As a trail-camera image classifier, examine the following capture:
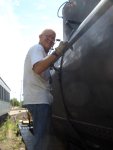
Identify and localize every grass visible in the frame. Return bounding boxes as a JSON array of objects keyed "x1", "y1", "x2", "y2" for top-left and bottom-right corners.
[
  {"x1": 0, "y1": 116, "x2": 25, "y2": 150},
  {"x1": 0, "y1": 117, "x2": 17, "y2": 140}
]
